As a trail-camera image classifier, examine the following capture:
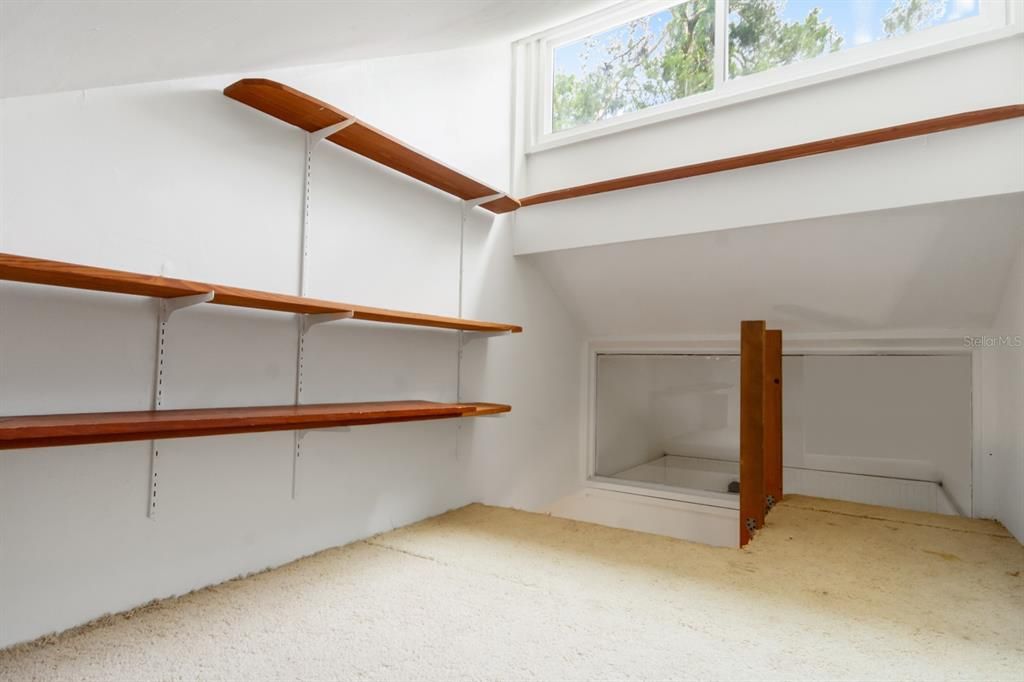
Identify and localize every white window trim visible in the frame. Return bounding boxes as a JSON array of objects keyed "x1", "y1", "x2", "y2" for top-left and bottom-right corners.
[{"x1": 520, "y1": 0, "x2": 1021, "y2": 154}]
